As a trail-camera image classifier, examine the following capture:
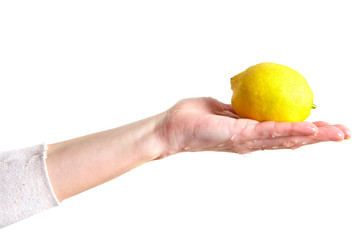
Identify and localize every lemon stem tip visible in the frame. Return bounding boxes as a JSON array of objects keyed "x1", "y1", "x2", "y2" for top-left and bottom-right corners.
[{"x1": 312, "y1": 104, "x2": 317, "y2": 109}]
